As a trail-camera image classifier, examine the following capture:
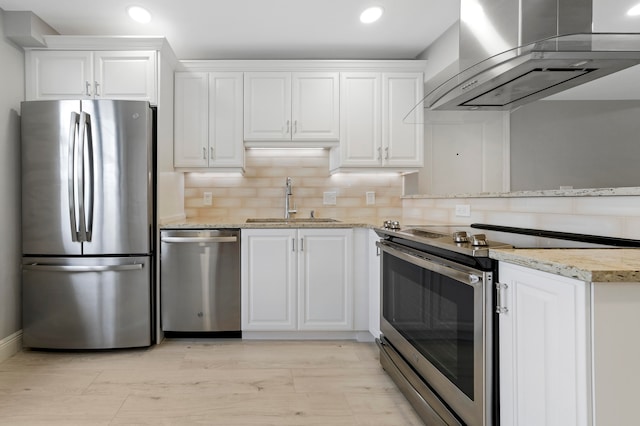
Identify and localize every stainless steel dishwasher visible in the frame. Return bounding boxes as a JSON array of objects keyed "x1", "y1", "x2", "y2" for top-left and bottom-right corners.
[{"x1": 160, "y1": 229, "x2": 240, "y2": 334}]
